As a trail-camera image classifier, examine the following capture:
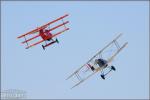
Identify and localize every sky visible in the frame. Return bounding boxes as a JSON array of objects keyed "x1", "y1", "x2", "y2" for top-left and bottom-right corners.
[{"x1": 1, "y1": 1, "x2": 149, "y2": 99}]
